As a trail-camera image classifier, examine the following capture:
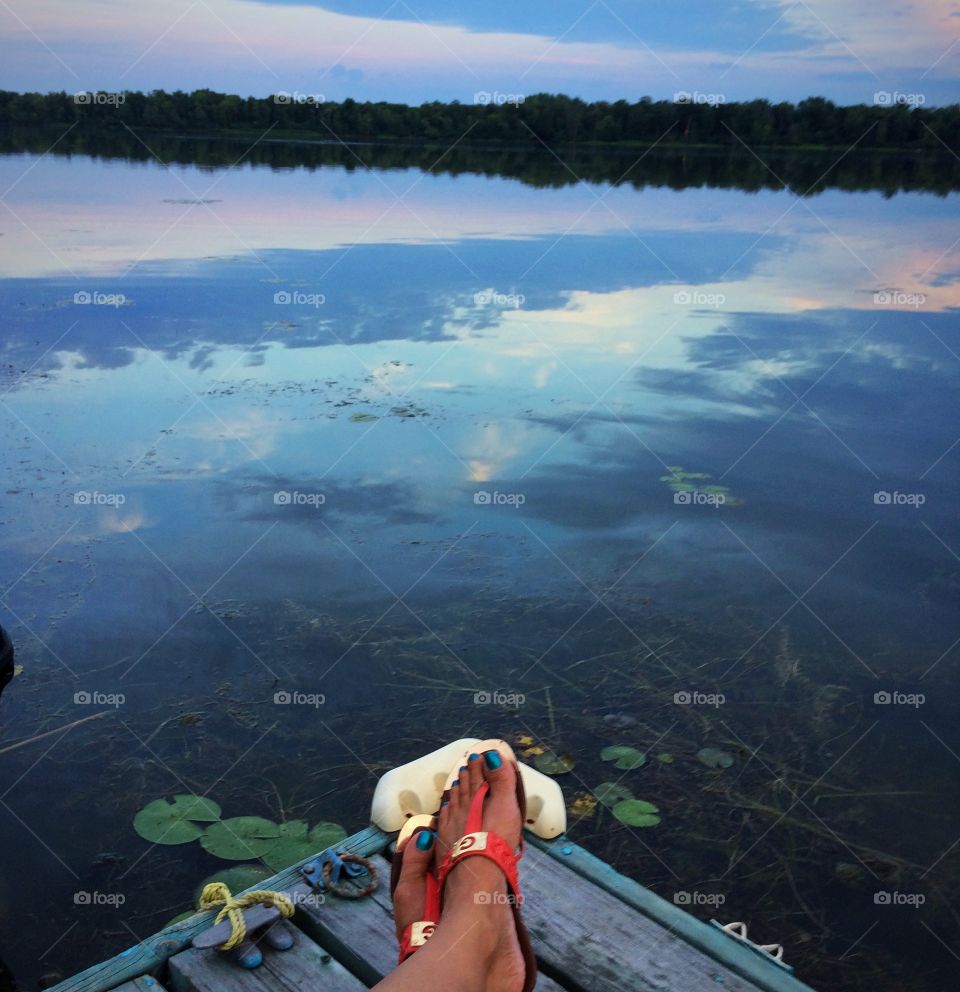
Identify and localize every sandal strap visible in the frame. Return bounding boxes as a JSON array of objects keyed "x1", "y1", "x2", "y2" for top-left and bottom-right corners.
[
  {"x1": 398, "y1": 920, "x2": 438, "y2": 962},
  {"x1": 437, "y1": 829, "x2": 522, "y2": 897}
]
